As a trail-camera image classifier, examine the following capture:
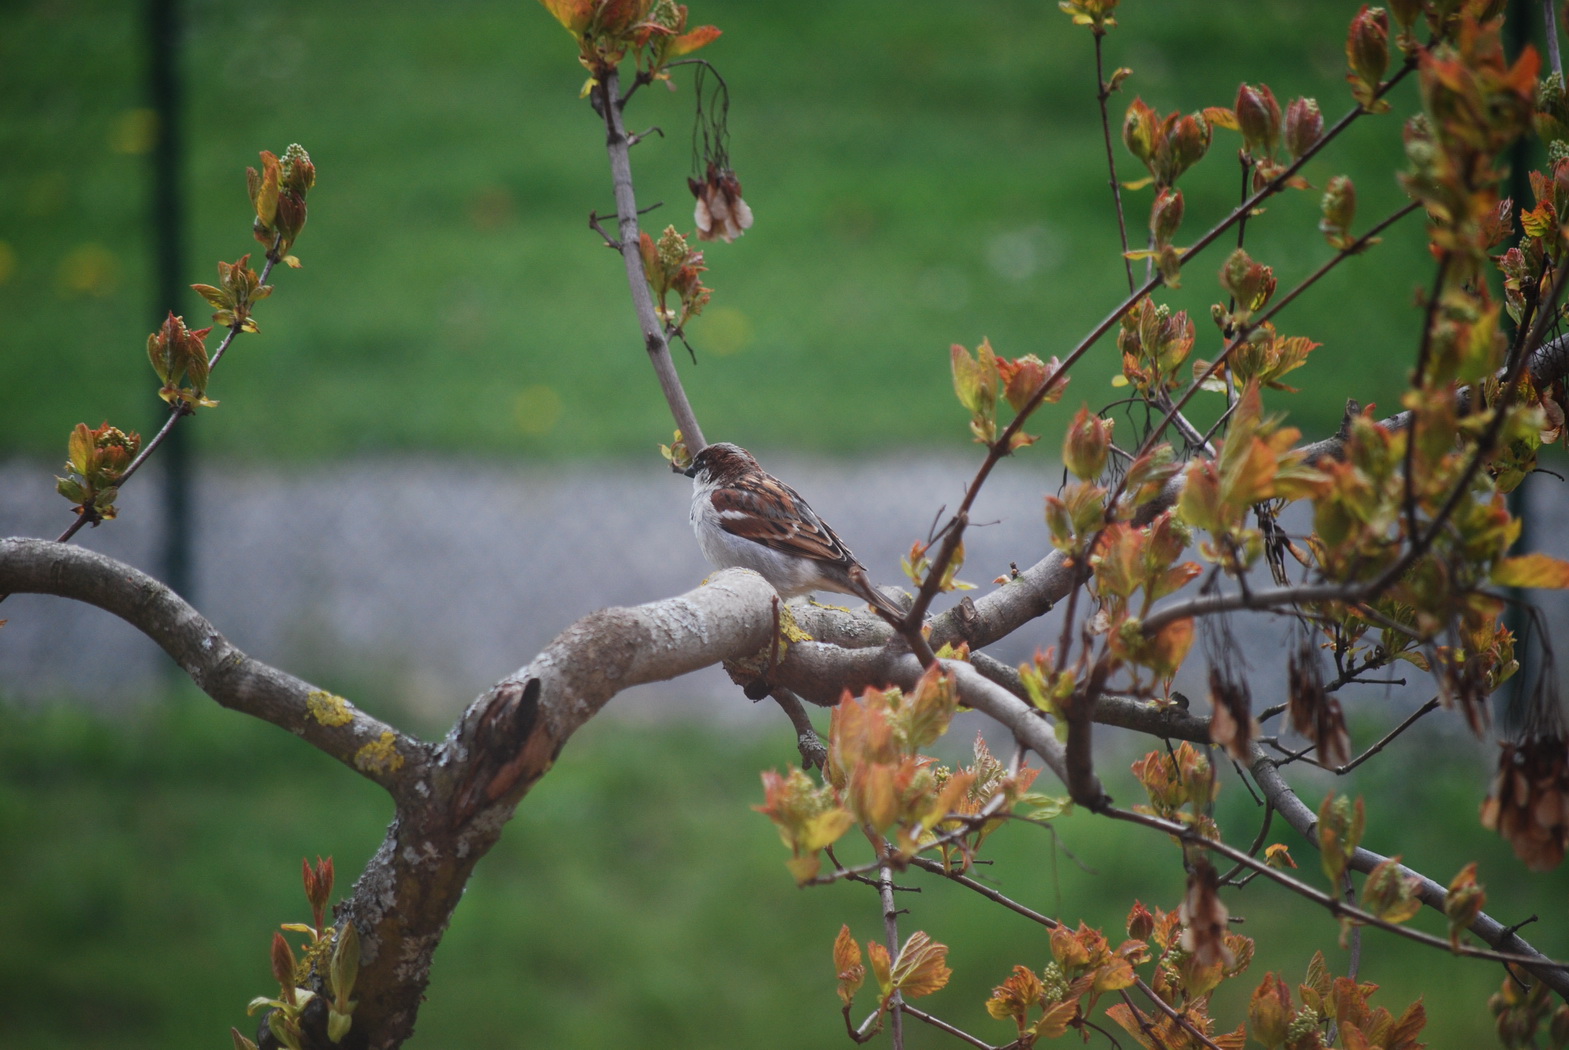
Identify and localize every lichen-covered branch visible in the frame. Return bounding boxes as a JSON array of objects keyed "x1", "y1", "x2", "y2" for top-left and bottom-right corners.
[
  {"x1": 0, "y1": 537, "x2": 423, "y2": 799},
  {"x1": 0, "y1": 540, "x2": 782, "y2": 1048}
]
